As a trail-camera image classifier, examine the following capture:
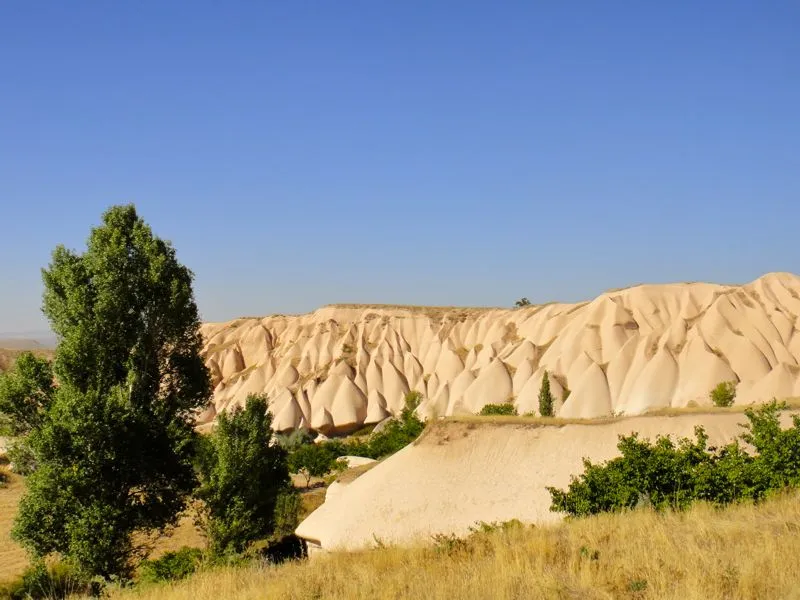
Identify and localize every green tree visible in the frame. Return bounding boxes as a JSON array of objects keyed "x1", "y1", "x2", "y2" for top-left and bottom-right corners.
[
  {"x1": 0, "y1": 352, "x2": 55, "y2": 436},
  {"x1": 288, "y1": 442, "x2": 339, "y2": 487},
  {"x1": 710, "y1": 381, "x2": 737, "y2": 407},
  {"x1": 538, "y1": 371, "x2": 554, "y2": 417},
  {"x1": 196, "y1": 394, "x2": 290, "y2": 557},
  {"x1": 12, "y1": 205, "x2": 211, "y2": 581},
  {"x1": 514, "y1": 297, "x2": 532, "y2": 308}
]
